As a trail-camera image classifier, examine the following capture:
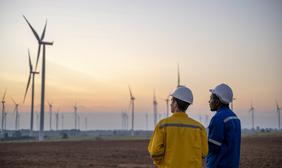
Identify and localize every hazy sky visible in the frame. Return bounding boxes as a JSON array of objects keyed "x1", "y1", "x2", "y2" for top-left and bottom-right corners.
[{"x1": 0, "y1": 0, "x2": 281, "y2": 129}]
